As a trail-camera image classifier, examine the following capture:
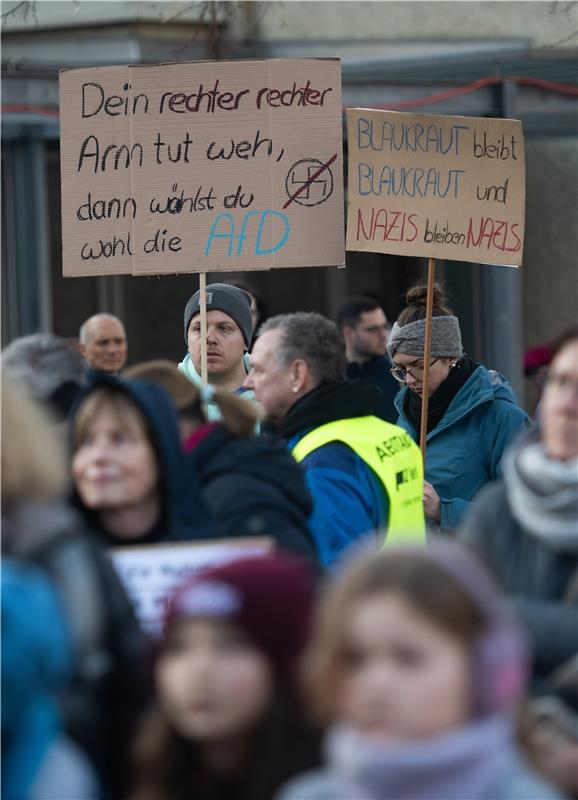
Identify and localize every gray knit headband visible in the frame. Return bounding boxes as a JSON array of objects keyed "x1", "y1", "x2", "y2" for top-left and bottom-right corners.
[{"x1": 387, "y1": 316, "x2": 463, "y2": 359}]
